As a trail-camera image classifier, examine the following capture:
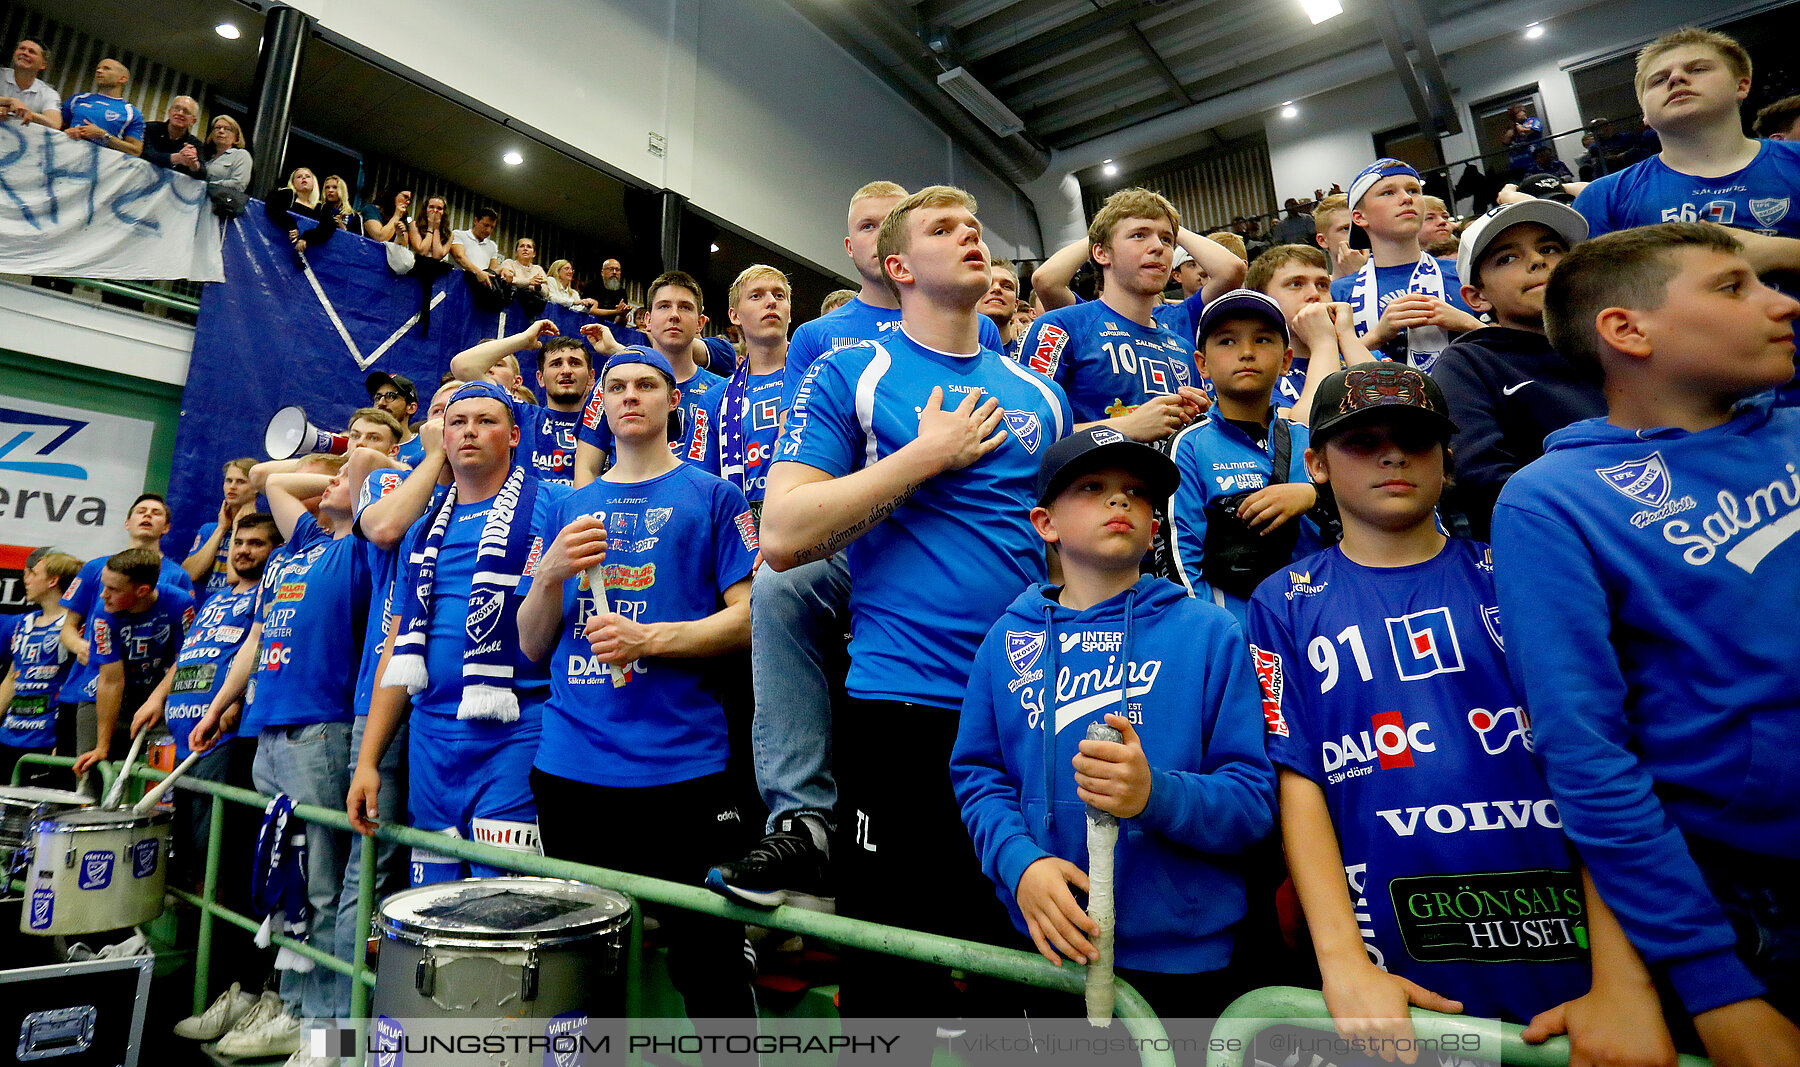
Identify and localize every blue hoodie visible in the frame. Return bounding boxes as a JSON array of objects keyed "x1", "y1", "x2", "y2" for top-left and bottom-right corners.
[
  {"x1": 950, "y1": 575, "x2": 1276, "y2": 974},
  {"x1": 1492, "y1": 397, "x2": 1800, "y2": 1016}
]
